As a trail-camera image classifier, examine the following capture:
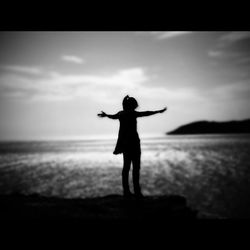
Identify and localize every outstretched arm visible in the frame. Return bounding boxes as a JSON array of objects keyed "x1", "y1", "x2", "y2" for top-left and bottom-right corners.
[
  {"x1": 136, "y1": 107, "x2": 167, "y2": 117},
  {"x1": 97, "y1": 111, "x2": 120, "y2": 119}
]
